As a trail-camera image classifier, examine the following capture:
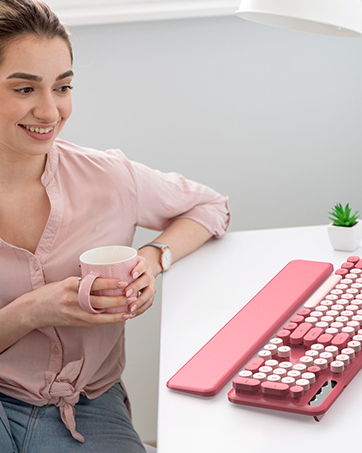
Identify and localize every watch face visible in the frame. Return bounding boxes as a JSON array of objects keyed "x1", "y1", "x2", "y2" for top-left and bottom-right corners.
[{"x1": 162, "y1": 248, "x2": 172, "y2": 271}]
